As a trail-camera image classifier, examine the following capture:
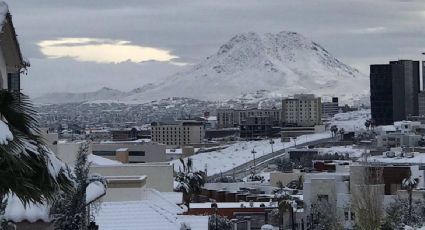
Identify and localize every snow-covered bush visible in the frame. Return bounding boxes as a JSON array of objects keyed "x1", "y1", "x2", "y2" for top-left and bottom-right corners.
[{"x1": 208, "y1": 214, "x2": 231, "y2": 230}]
